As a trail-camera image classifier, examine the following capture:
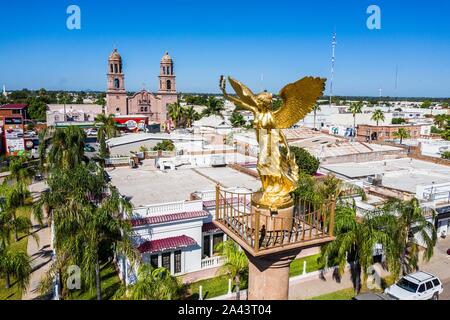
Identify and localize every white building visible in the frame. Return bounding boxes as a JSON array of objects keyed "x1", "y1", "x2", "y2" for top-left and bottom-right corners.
[
  {"x1": 46, "y1": 104, "x2": 103, "y2": 126},
  {"x1": 107, "y1": 165, "x2": 260, "y2": 284},
  {"x1": 320, "y1": 158, "x2": 450, "y2": 237}
]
